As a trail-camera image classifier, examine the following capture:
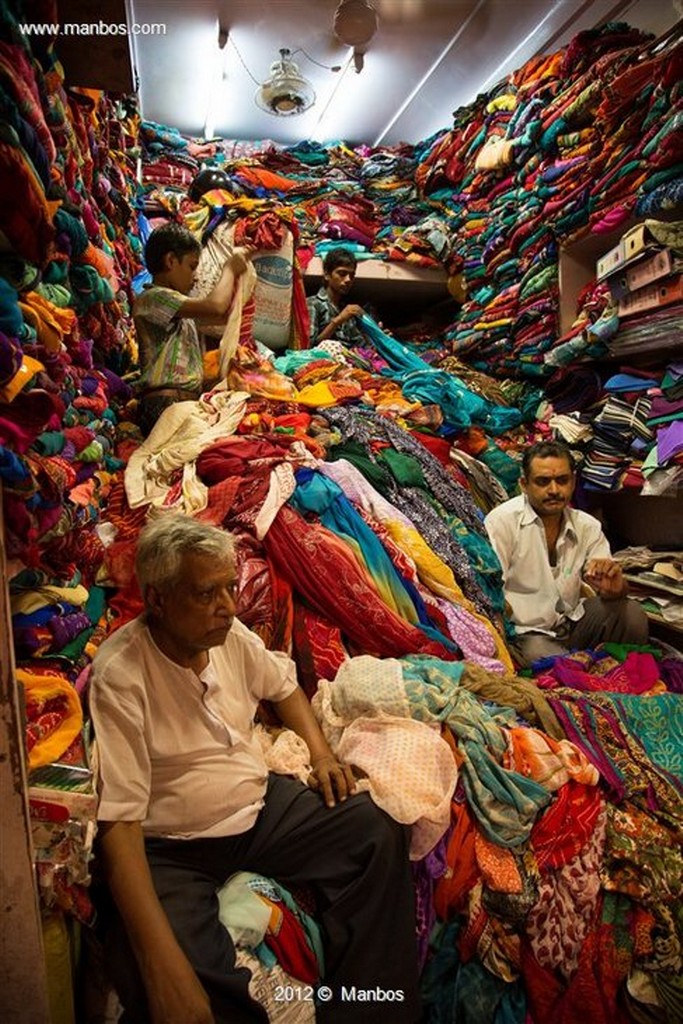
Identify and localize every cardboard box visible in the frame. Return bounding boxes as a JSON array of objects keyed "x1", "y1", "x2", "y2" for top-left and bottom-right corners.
[
  {"x1": 596, "y1": 242, "x2": 624, "y2": 280},
  {"x1": 627, "y1": 248, "x2": 672, "y2": 290},
  {"x1": 28, "y1": 738, "x2": 99, "y2": 822},
  {"x1": 617, "y1": 274, "x2": 683, "y2": 317}
]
